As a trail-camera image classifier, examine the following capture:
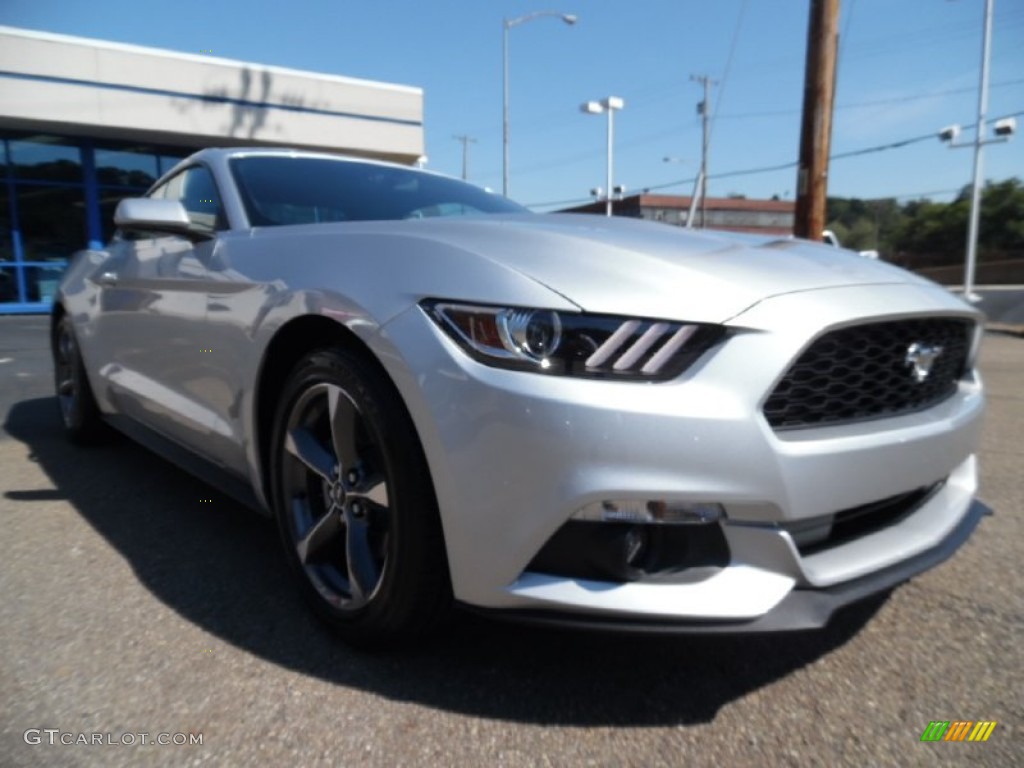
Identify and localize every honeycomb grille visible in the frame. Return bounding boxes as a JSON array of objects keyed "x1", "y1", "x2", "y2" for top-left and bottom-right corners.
[{"x1": 764, "y1": 317, "x2": 973, "y2": 430}]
